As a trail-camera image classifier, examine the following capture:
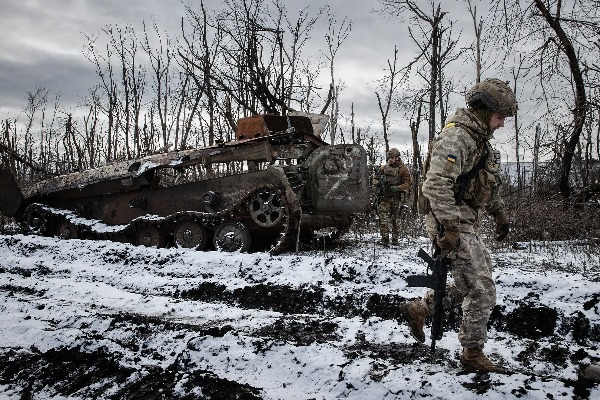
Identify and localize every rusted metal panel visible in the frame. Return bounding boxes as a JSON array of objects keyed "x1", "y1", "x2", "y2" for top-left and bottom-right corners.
[
  {"x1": 236, "y1": 116, "x2": 269, "y2": 140},
  {"x1": 236, "y1": 115, "x2": 315, "y2": 140}
]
